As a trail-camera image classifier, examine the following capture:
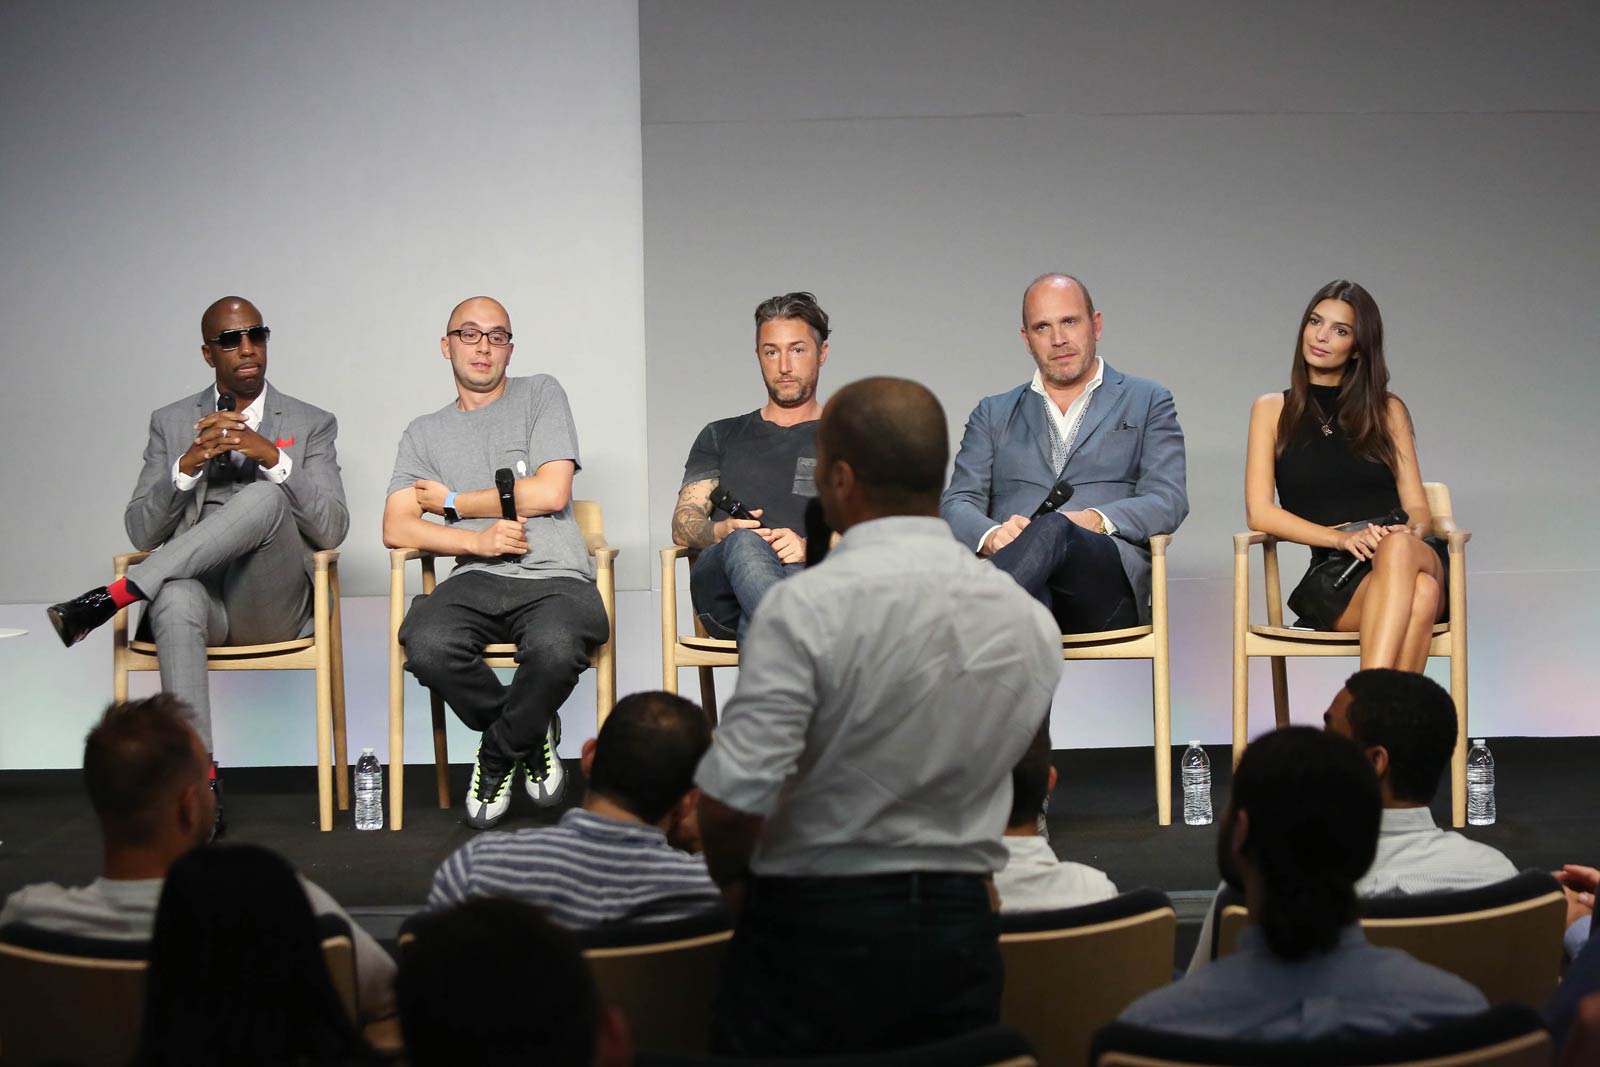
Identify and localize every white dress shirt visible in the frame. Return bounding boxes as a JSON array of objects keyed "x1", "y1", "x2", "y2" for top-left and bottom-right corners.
[
  {"x1": 695, "y1": 516, "x2": 1062, "y2": 877},
  {"x1": 171, "y1": 386, "x2": 292, "y2": 490},
  {"x1": 994, "y1": 835, "x2": 1118, "y2": 913}
]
